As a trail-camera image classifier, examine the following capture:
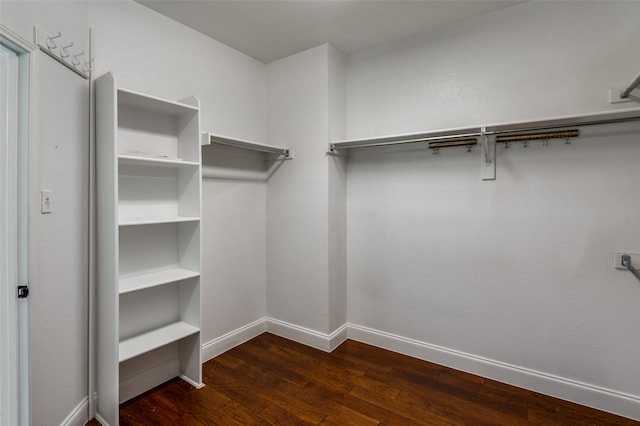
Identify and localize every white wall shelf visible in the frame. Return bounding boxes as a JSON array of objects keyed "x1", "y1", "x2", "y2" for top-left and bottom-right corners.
[
  {"x1": 330, "y1": 107, "x2": 640, "y2": 181},
  {"x1": 118, "y1": 216, "x2": 200, "y2": 226},
  {"x1": 118, "y1": 155, "x2": 199, "y2": 168},
  {"x1": 119, "y1": 321, "x2": 200, "y2": 362},
  {"x1": 119, "y1": 268, "x2": 200, "y2": 295},
  {"x1": 331, "y1": 107, "x2": 640, "y2": 150},
  {"x1": 202, "y1": 131, "x2": 293, "y2": 159},
  {"x1": 96, "y1": 72, "x2": 202, "y2": 426}
]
